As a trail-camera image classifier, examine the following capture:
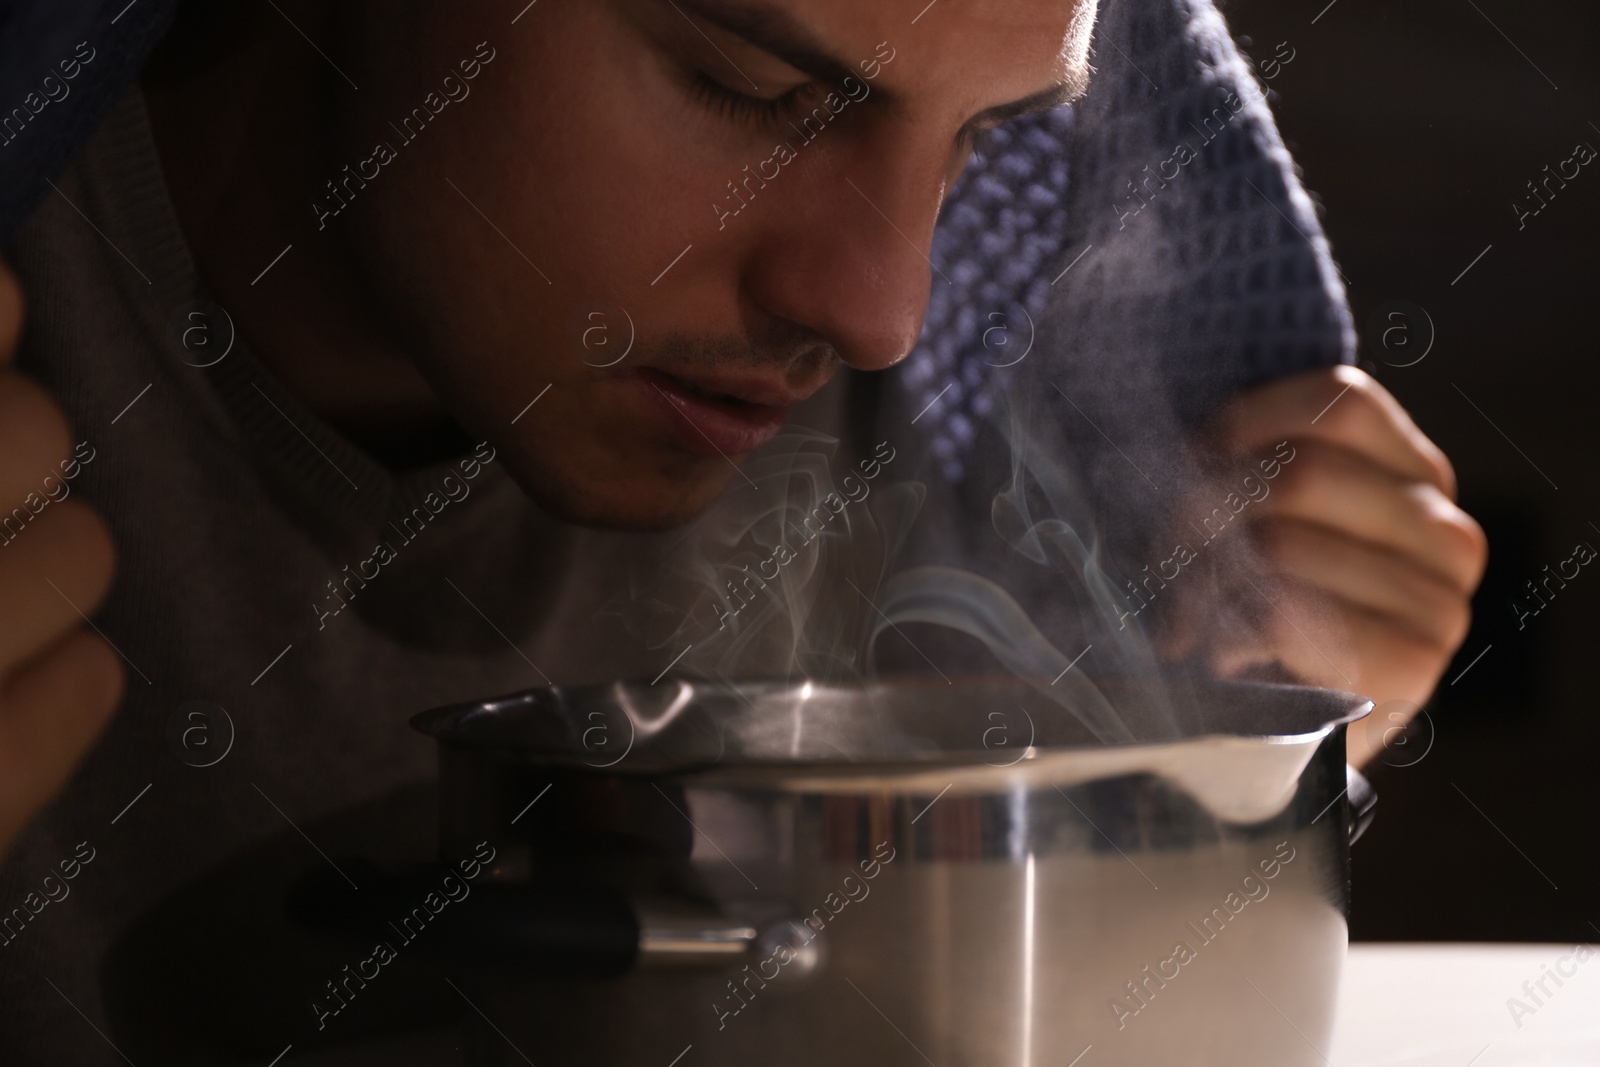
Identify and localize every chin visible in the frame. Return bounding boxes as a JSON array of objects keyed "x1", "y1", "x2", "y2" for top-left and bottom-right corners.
[{"x1": 503, "y1": 449, "x2": 734, "y2": 531}]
